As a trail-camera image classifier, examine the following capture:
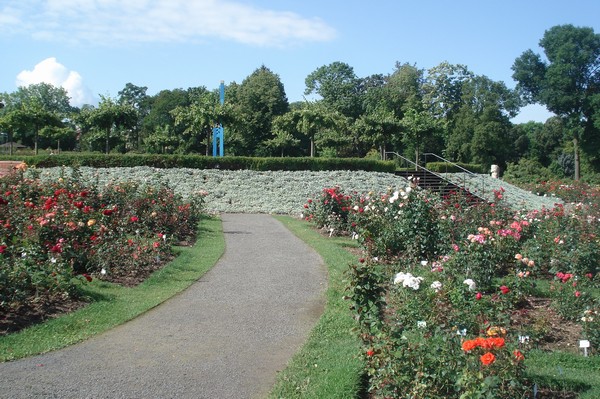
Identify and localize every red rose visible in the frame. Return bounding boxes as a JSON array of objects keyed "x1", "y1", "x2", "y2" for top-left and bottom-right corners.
[
  {"x1": 499, "y1": 285, "x2": 510, "y2": 294},
  {"x1": 513, "y1": 350, "x2": 525, "y2": 361}
]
